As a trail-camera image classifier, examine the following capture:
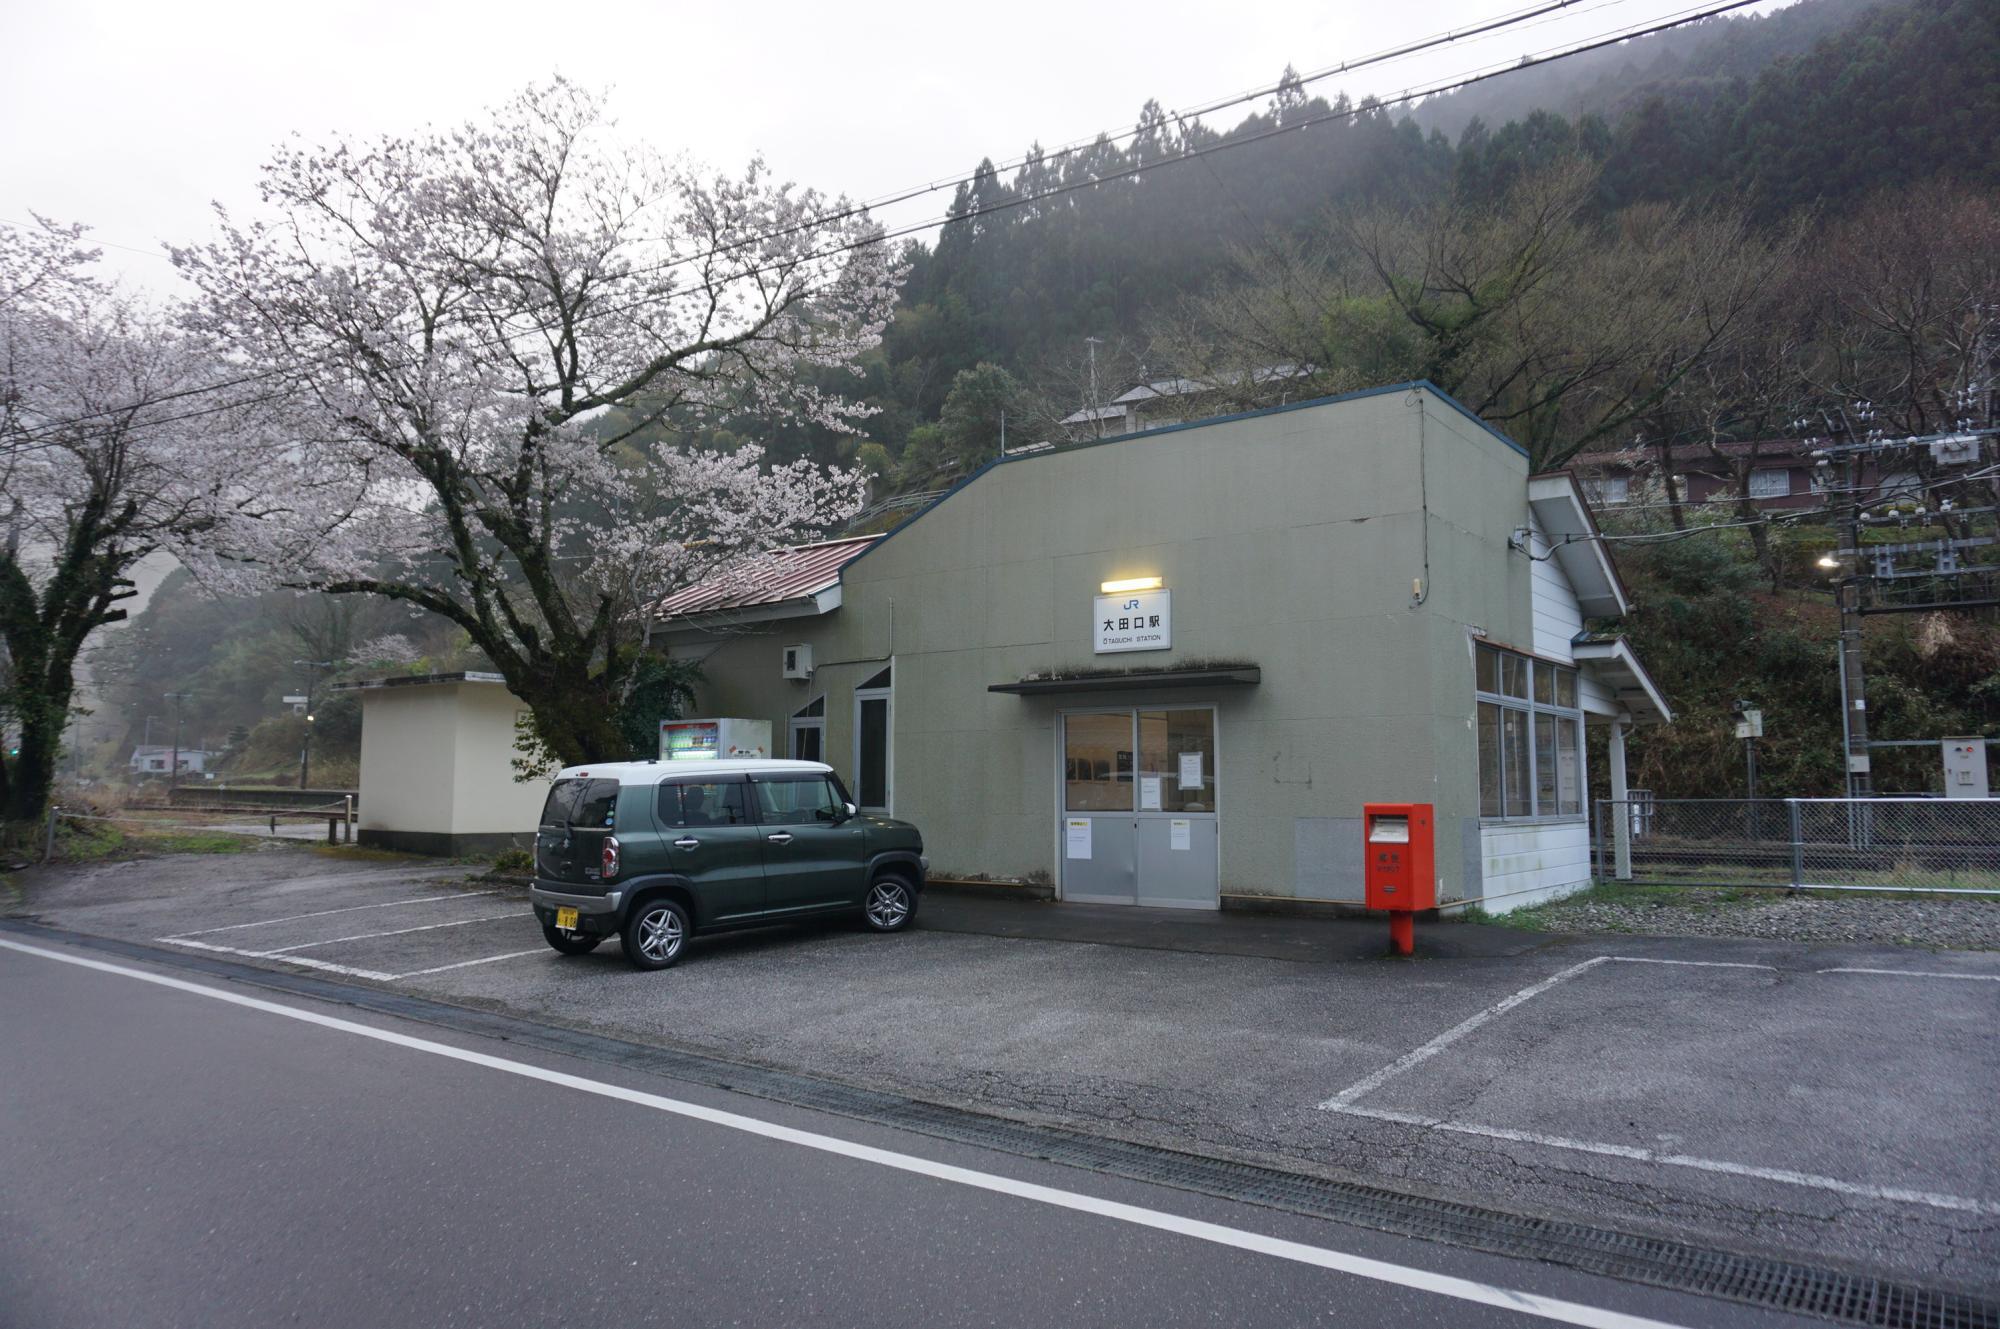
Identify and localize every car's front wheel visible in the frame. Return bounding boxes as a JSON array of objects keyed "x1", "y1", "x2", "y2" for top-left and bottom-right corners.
[
  {"x1": 621, "y1": 898, "x2": 690, "y2": 970},
  {"x1": 542, "y1": 923, "x2": 601, "y2": 955},
  {"x1": 862, "y1": 874, "x2": 917, "y2": 932}
]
